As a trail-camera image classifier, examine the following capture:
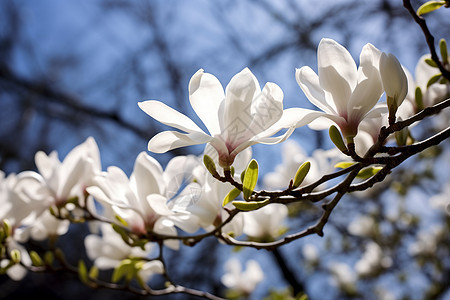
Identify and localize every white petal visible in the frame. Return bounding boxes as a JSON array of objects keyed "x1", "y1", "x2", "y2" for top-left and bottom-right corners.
[
  {"x1": 274, "y1": 107, "x2": 327, "y2": 129},
  {"x1": 189, "y1": 69, "x2": 224, "y2": 135},
  {"x1": 138, "y1": 100, "x2": 204, "y2": 133},
  {"x1": 132, "y1": 152, "x2": 165, "y2": 201},
  {"x1": 347, "y1": 43, "x2": 383, "y2": 123},
  {"x1": 247, "y1": 82, "x2": 284, "y2": 135},
  {"x1": 147, "y1": 194, "x2": 171, "y2": 216},
  {"x1": 318, "y1": 38, "x2": 357, "y2": 116},
  {"x1": 222, "y1": 68, "x2": 259, "y2": 140},
  {"x1": 147, "y1": 131, "x2": 213, "y2": 153},
  {"x1": 296, "y1": 67, "x2": 334, "y2": 114}
]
